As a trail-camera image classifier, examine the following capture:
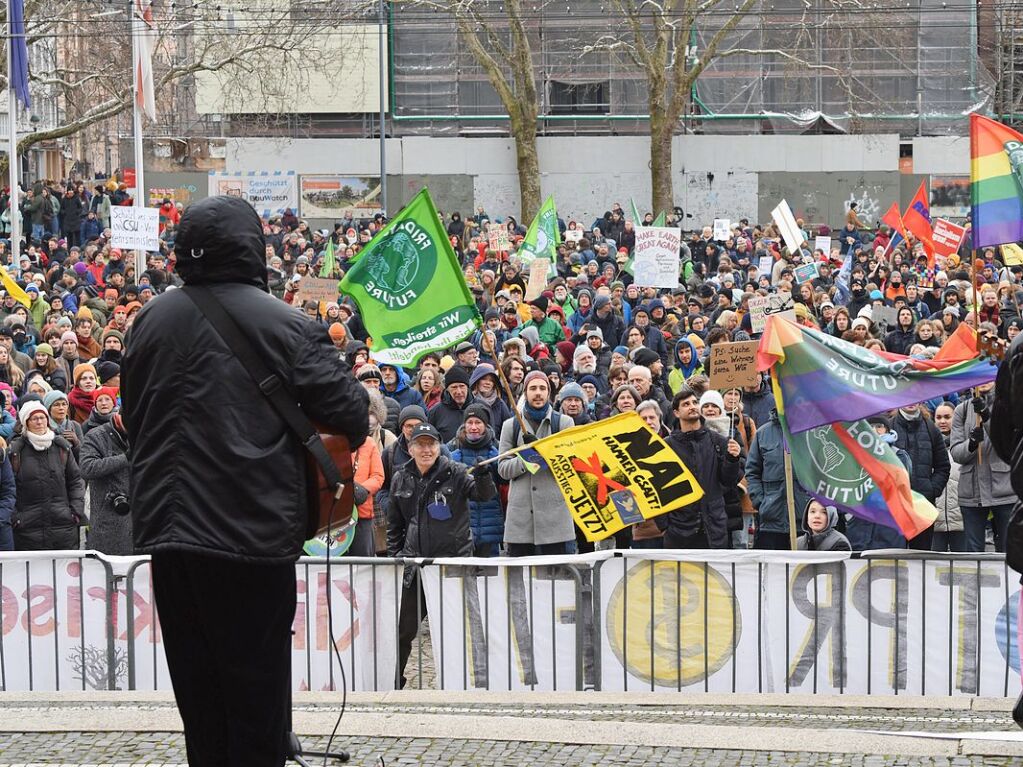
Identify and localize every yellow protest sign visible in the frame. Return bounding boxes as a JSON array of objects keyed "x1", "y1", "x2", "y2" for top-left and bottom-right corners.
[
  {"x1": 1002, "y1": 243, "x2": 1023, "y2": 266},
  {"x1": 529, "y1": 412, "x2": 704, "y2": 541}
]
